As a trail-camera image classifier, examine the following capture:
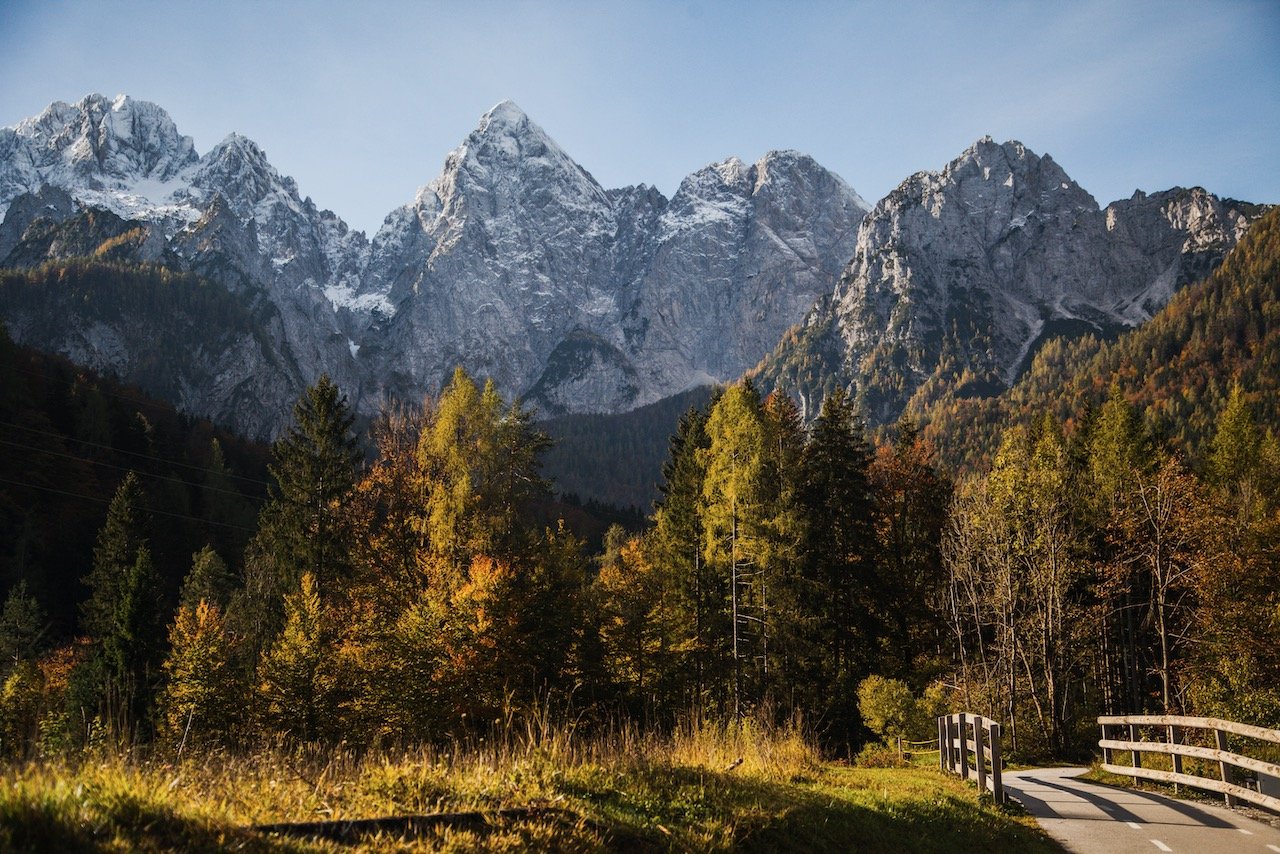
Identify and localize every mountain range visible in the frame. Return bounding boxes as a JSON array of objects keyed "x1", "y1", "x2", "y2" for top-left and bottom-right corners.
[
  {"x1": 0, "y1": 93, "x2": 1268, "y2": 447},
  {"x1": 0, "y1": 94, "x2": 866, "y2": 436}
]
